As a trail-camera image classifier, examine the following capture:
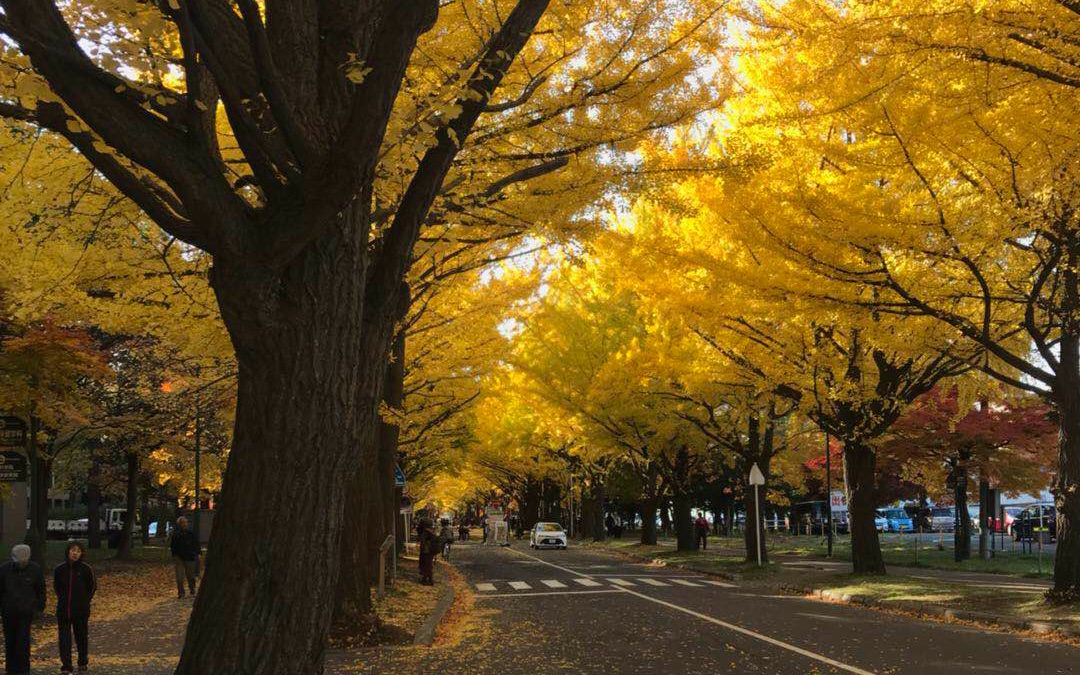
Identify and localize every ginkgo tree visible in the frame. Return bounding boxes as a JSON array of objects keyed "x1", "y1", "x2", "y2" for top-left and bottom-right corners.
[
  {"x1": 689, "y1": 0, "x2": 1079, "y2": 595},
  {"x1": 608, "y1": 193, "x2": 973, "y2": 573},
  {"x1": 0, "y1": 0, "x2": 732, "y2": 668}
]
